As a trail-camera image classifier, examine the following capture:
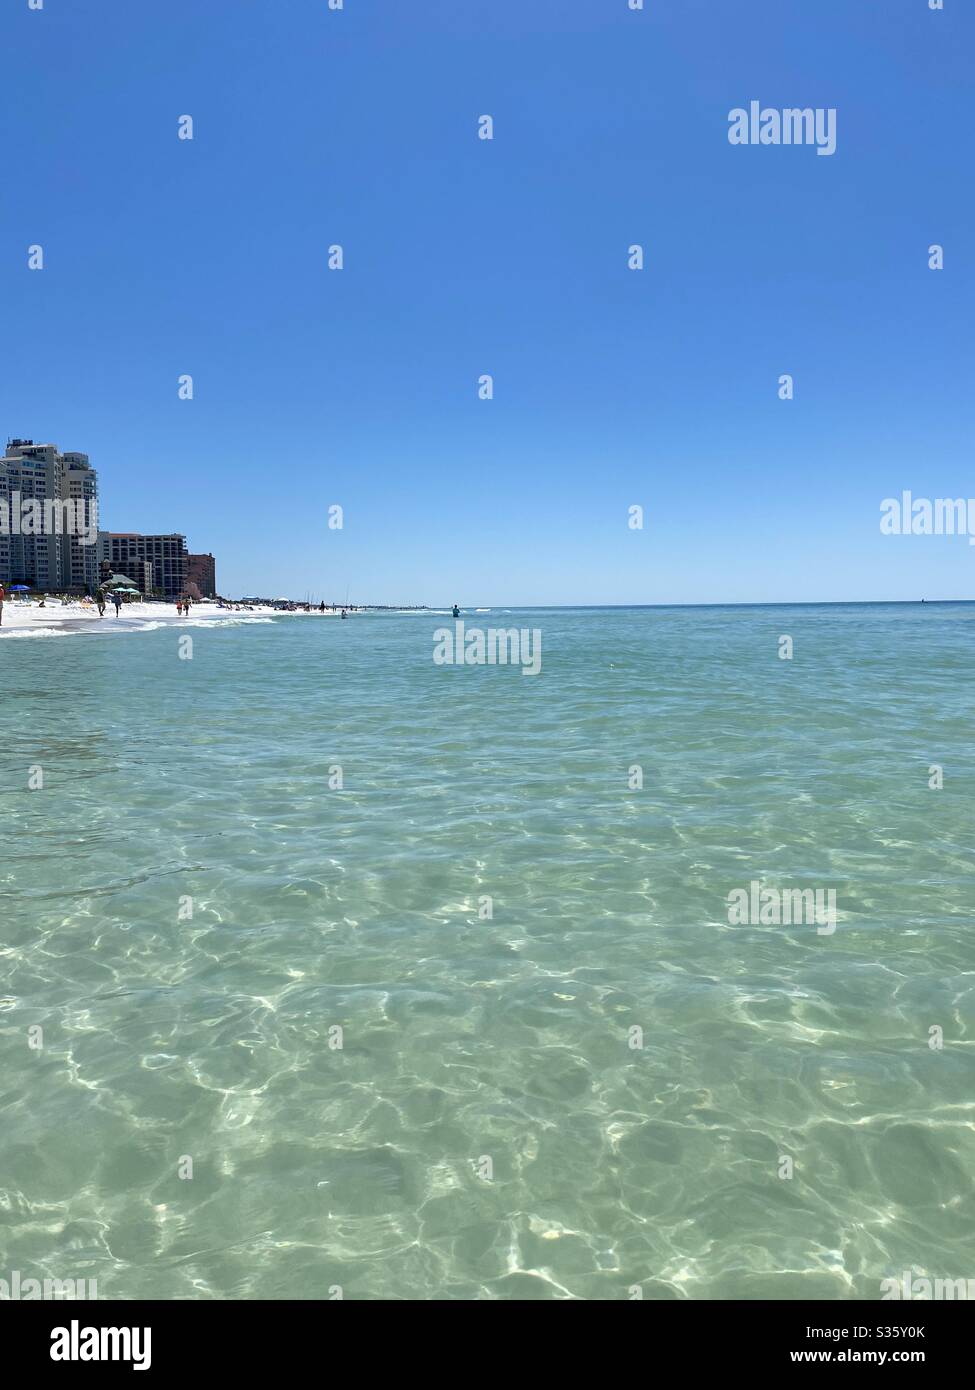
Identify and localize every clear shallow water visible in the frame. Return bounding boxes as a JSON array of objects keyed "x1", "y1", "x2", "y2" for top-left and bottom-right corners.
[{"x1": 1, "y1": 604, "x2": 973, "y2": 1301}]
